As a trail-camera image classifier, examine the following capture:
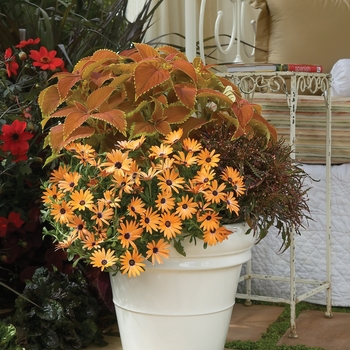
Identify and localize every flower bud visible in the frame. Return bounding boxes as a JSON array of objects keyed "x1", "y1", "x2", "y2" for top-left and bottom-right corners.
[{"x1": 18, "y1": 51, "x2": 27, "y2": 61}]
